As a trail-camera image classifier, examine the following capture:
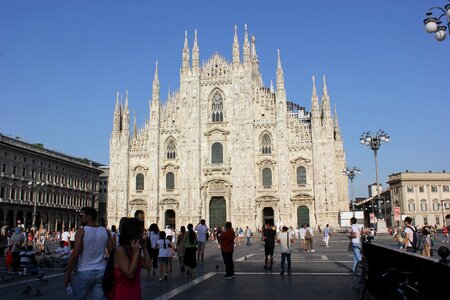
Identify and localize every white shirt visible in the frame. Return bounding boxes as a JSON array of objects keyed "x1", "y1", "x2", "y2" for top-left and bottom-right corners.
[
  {"x1": 277, "y1": 231, "x2": 293, "y2": 253},
  {"x1": 77, "y1": 226, "x2": 108, "y2": 272},
  {"x1": 299, "y1": 228, "x2": 306, "y2": 239},
  {"x1": 403, "y1": 226, "x2": 414, "y2": 248},
  {"x1": 195, "y1": 224, "x2": 209, "y2": 242},
  {"x1": 61, "y1": 231, "x2": 70, "y2": 242},
  {"x1": 157, "y1": 239, "x2": 171, "y2": 257},
  {"x1": 351, "y1": 224, "x2": 361, "y2": 244}
]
